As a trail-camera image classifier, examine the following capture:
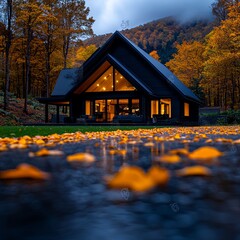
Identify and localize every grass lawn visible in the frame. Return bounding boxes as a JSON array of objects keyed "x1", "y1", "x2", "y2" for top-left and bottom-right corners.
[{"x1": 0, "y1": 125, "x2": 160, "y2": 138}]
